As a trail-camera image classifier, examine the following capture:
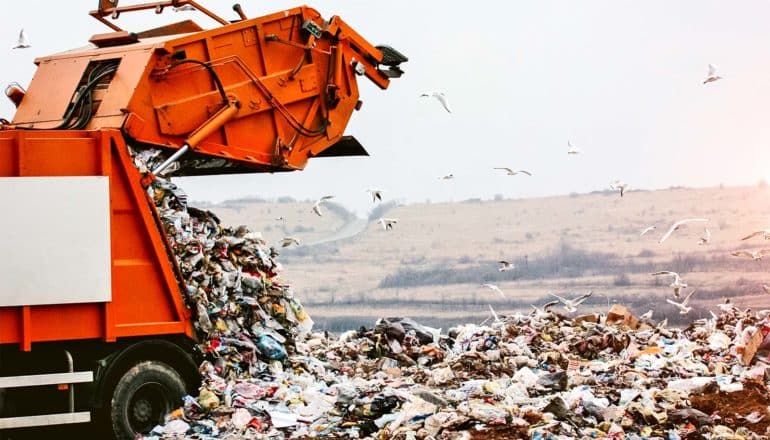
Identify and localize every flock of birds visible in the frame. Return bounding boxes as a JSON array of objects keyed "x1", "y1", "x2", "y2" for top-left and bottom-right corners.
[
  {"x1": 278, "y1": 63, "x2": 754, "y2": 320},
  {"x1": 421, "y1": 65, "x2": 770, "y2": 319},
  {"x1": 10, "y1": 22, "x2": 758, "y2": 321}
]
